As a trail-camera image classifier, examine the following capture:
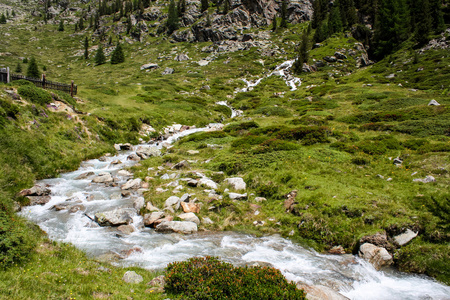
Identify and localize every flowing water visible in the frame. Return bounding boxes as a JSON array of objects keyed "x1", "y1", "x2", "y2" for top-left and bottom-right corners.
[
  {"x1": 20, "y1": 127, "x2": 450, "y2": 299},
  {"x1": 241, "y1": 59, "x2": 302, "y2": 92}
]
